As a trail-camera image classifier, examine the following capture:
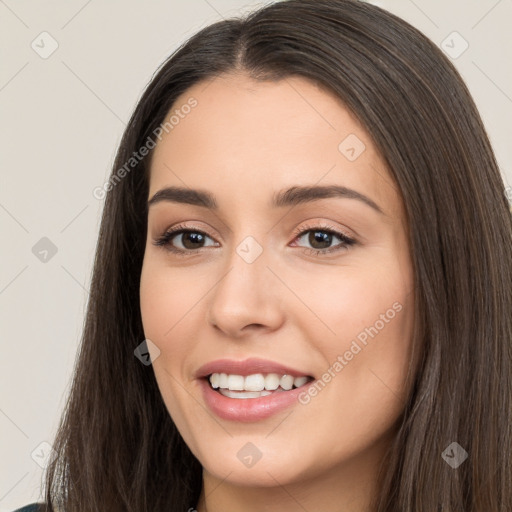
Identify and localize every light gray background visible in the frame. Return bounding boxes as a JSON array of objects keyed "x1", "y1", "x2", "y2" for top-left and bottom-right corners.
[{"x1": 1, "y1": 0, "x2": 510, "y2": 509}]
